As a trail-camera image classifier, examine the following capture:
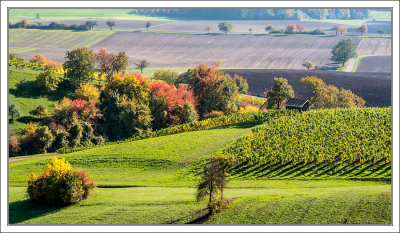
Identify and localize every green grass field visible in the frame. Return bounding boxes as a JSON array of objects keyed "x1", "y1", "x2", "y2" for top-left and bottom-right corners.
[
  {"x1": 126, "y1": 67, "x2": 189, "y2": 79},
  {"x1": 9, "y1": 9, "x2": 171, "y2": 22}
]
